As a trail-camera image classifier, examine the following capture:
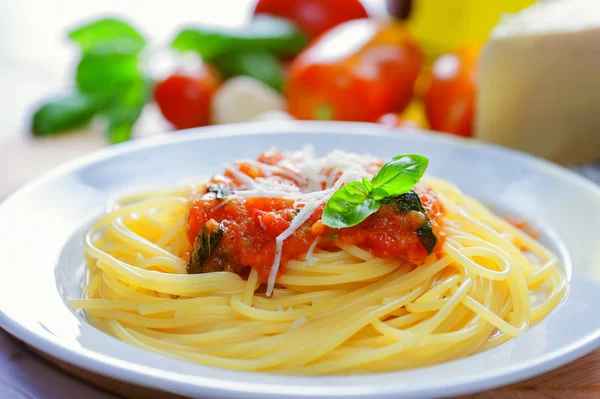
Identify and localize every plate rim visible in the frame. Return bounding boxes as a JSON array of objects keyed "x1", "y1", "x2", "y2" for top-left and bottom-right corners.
[{"x1": 1, "y1": 121, "x2": 599, "y2": 399}]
